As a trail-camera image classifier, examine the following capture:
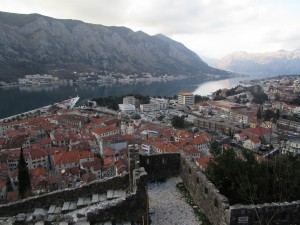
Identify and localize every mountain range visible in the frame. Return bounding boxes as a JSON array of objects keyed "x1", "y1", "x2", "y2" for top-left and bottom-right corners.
[
  {"x1": 216, "y1": 49, "x2": 300, "y2": 75},
  {"x1": 0, "y1": 11, "x2": 228, "y2": 81}
]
